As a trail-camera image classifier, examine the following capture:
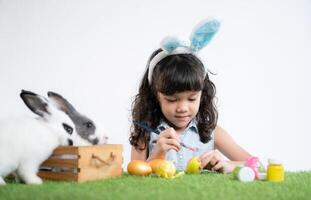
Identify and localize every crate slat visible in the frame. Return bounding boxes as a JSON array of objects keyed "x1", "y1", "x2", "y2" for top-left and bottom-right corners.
[
  {"x1": 51, "y1": 146, "x2": 79, "y2": 156},
  {"x1": 41, "y1": 158, "x2": 79, "y2": 168},
  {"x1": 38, "y1": 171, "x2": 78, "y2": 181},
  {"x1": 38, "y1": 144, "x2": 123, "y2": 182}
]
